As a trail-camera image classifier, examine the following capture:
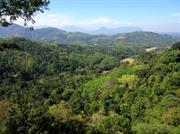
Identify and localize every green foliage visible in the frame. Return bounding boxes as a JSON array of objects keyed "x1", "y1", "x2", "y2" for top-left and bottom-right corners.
[
  {"x1": 69, "y1": 45, "x2": 180, "y2": 133},
  {"x1": 0, "y1": 38, "x2": 179, "y2": 133},
  {"x1": 1, "y1": 105, "x2": 55, "y2": 134},
  {"x1": 172, "y1": 42, "x2": 180, "y2": 50},
  {"x1": 96, "y1": 113, "x2": 130, "y2": 134},
  {"x1": 132, "y1": 123, "x2": 180, "y2": 134},
  {"x1": 0, "y1": 39, "x2": 20, "y2": 50},
  {"x1": 49, "y1": 101, "x2": 72, "y2": 122},
  {"x1": 118, "y1": 74, "x2": 139, "y2": 89}
]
